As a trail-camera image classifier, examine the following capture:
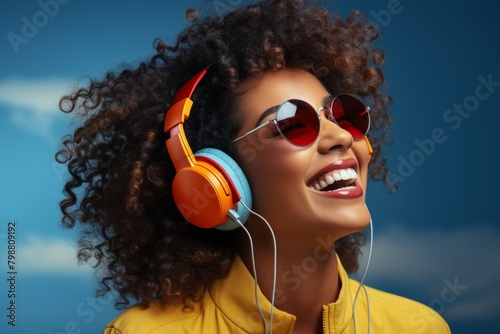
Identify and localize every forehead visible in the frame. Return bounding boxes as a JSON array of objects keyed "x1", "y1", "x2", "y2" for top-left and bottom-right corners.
[{"x1": 236, "y1": 69, "x2": 330, "y2": 123}]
